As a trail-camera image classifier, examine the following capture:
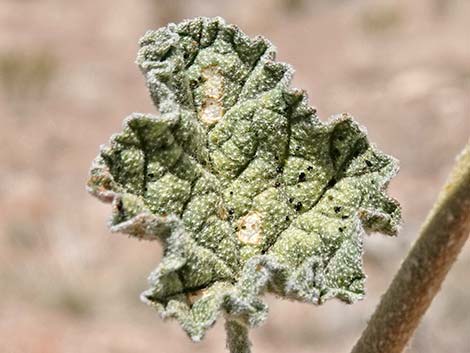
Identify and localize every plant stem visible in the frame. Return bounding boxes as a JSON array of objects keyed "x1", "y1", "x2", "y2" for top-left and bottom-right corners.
[
  {"x1": 351, "y1": 141, "x2": 470, "y2": 353},
  {"x1": 225, "y1": 318, "x2": 252, "y2": 353}
]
